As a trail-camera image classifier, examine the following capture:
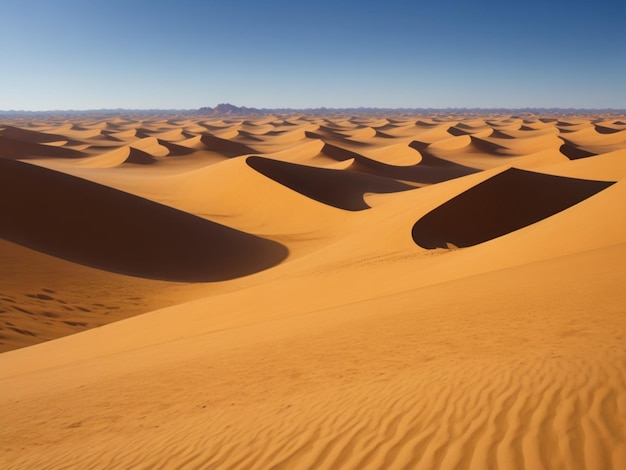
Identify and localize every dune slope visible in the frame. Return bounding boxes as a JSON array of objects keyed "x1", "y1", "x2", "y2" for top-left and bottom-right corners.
[
  {"x1": 0, "y1": 158, "x2": 287, "y2": 281},
  {"x1": 412, "y1": 167, "x2": 614, "y2": 248},
  {"x1": 247, "y1": 155, "x2": 414, "y2": 210},
  {"x1": 1, "y1": 242, "x2": 624, "y2": 470}
]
